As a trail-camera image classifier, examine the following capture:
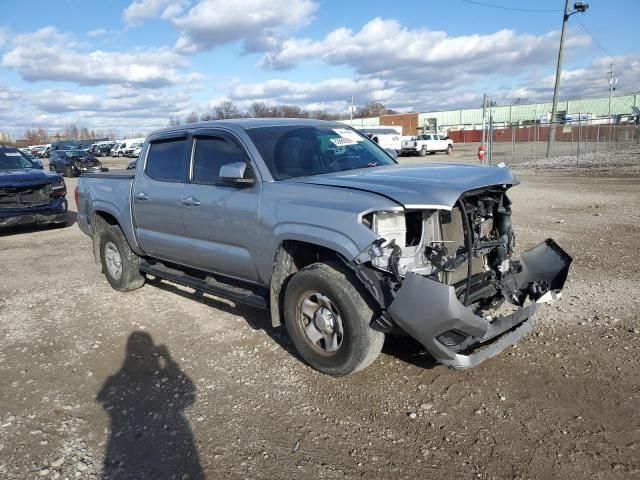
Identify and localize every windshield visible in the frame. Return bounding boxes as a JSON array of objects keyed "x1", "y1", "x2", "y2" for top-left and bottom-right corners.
[
  {"x1": 0, "y1": 147, "x2": 35, "y2": 170},
  {"x1": 65, "y1": 150, "x2": 93, "y2": 160},
  {"x1": 246, "y1": 125, "x2": 396, "y2": 180}
]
